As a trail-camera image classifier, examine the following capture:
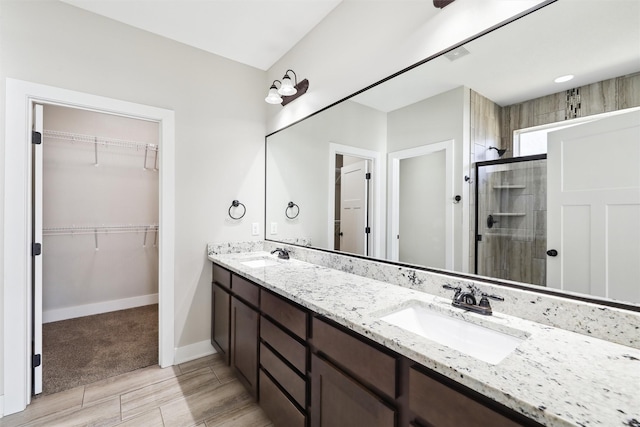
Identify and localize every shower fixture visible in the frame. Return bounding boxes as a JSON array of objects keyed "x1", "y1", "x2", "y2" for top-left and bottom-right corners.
[{"x1": 488, "y1": 146, "x2": 507, "y2": 157}]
